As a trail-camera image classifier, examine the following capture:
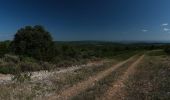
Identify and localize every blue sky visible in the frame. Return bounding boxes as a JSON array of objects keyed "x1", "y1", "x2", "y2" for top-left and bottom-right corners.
[{"x1": 1, "y1": 0, "x2": 170, "y2": 41}]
